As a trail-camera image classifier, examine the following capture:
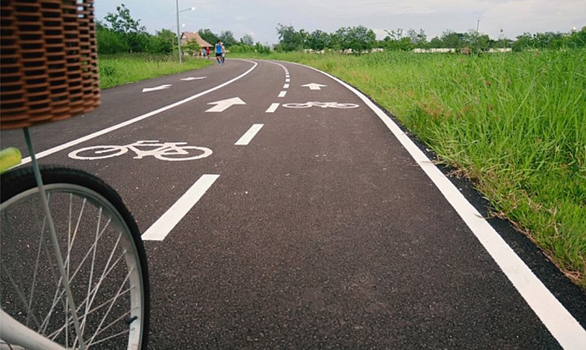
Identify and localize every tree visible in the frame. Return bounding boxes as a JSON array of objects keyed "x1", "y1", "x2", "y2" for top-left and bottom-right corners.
[
  {"x1": 199, "y1": 29, "x2": 219, "y2": 46},
  {"x1": 567, "y1": 27, "x2": 586, "y2": 48},
  {"x1": 219, "y1": 30, "x2": 237, "y2": 47},
  {"x1": 240, "y1": 34, "x2": 254, "y2": 46},
  {"x1": 276, "y1": 24, "x2": 304, "y2": 51},
  {"x1": 148, "y1": 29, "x2": 175, "y2": 54},
  {"x1": 429, "y1": 36, "x2": 443, "y2": 48},
  {"x1": 464, "y1": 29, "x2": 490, "y2": 52},
  {"x1": 182, "y1": 40, "x2": 200, "y2": 56},
  {"x1": 103, "y1": 4, "x2": 148, "y2": 52},
  {"x1": 97, "y1": 26, "x2": 128, "y2": 54},
  {"x1": 382, "y1": 28, "x2": 412, "y2": 51},
  {"x1": 440, "y1": 30, "x2": 465, "y2": 49},
  {"x1": 512, "y1": 32, "x2": 533, "y2": 51},
  {"x1": 104, "y1": 4, "x2": 144, "y2": 34},
  {"x1": 306, "y1": 30, "x2": 330, "y2": 51},
  {"x1": 346, "y1": 26, "x2": 376, "y2": 53},
  {"x1": 407, "y1": 28, "x2": 427, "y2": 48}
]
